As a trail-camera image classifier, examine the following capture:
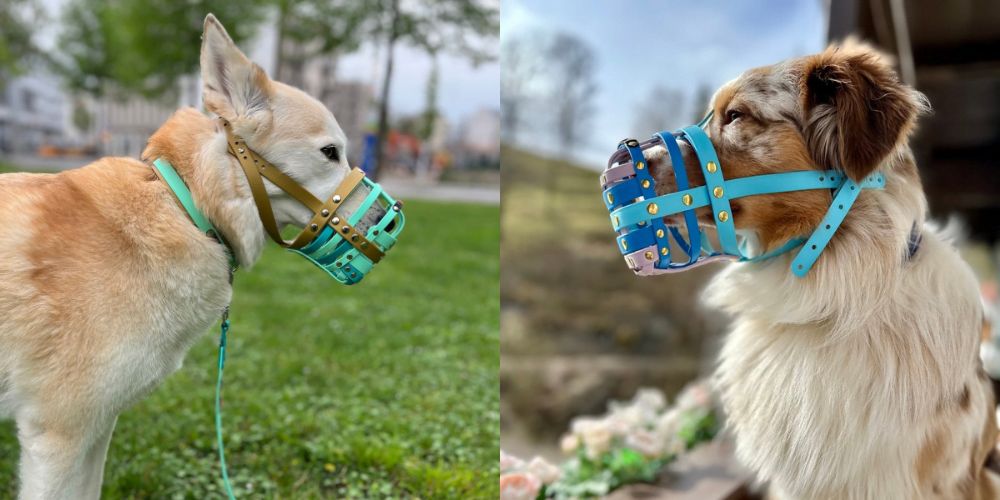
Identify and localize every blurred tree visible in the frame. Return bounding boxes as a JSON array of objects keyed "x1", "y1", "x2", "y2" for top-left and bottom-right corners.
[
  {"x1": 0, "y1": 0, "x2": 42, "y2": 87},
  {"x1": 632, "y1": 86, "x2": 686, "y2": 138},
  {"x1": 420, "y1": 53, "x2": 439, "y2": 142},
  {"x1": 55, "y1": 0, "x2": 269, "y2": 98},
  {"x1": 500, "y1": 33, "x2": 541, "y2": 146},
  {"x1": 272, "y1": 0, "x2": 375, "y2": 88},
  {"x1": 371, "y1": 0, "x2": 499, "y2": 179},
  {"x1": 543, "y1": 32, "x2": 596, "y2": 213},
  {"x1": 72, "y1": 99, "x2": 93, "y2": 133}
]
